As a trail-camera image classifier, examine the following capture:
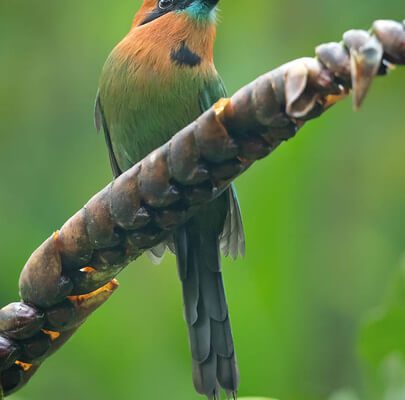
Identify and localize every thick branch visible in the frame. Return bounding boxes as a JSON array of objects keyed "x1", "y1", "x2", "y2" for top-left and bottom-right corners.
[{"x1": 0, "y1": 19, "x2": 404, "y2": 398}]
